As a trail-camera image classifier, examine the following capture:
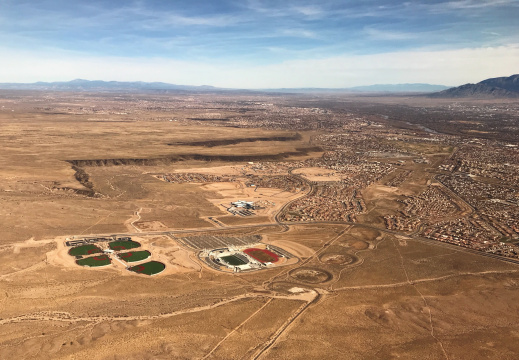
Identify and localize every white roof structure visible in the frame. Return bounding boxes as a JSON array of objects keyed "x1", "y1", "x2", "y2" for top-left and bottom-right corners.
[{"x1": 232, "y1": 200, "x2": 254, "y2": 208}]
